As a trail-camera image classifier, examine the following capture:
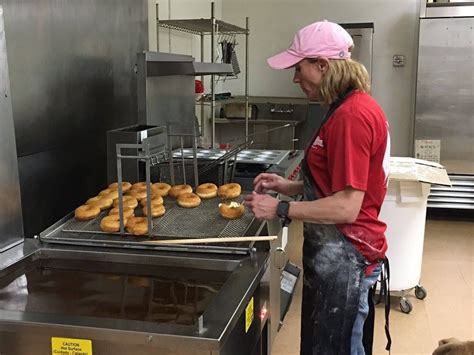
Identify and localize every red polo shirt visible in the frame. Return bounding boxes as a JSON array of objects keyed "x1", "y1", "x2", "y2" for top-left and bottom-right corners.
[{"x1": 306, "y1": 91, "x2": 390, "y2": 264}]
